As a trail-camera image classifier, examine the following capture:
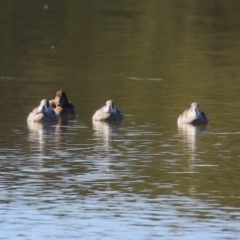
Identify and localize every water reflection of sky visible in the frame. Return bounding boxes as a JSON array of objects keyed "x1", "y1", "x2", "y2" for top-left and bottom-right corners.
[{"x1": 0, "y1": 193, "x2": 239, "y2": 240}]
